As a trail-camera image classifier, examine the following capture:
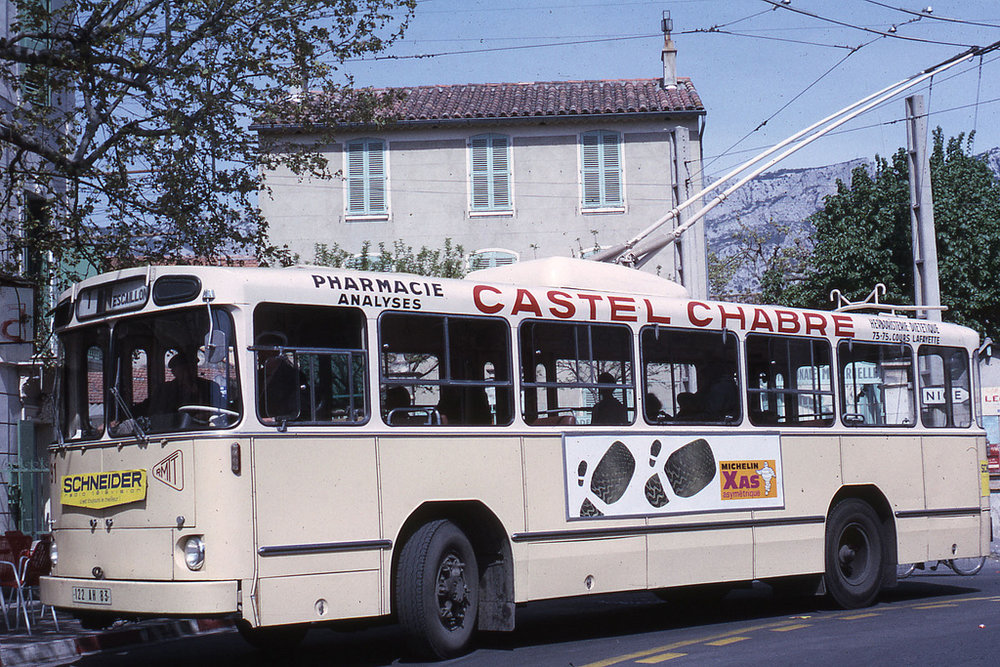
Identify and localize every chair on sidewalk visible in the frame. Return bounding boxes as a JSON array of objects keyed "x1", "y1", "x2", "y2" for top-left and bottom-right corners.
[
  {"x1": 18, "y1": 535, "x2": 59, "y2": 633},
  {"x1": 0, "y1": 531, "x2": 33, "y2": 632}
]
